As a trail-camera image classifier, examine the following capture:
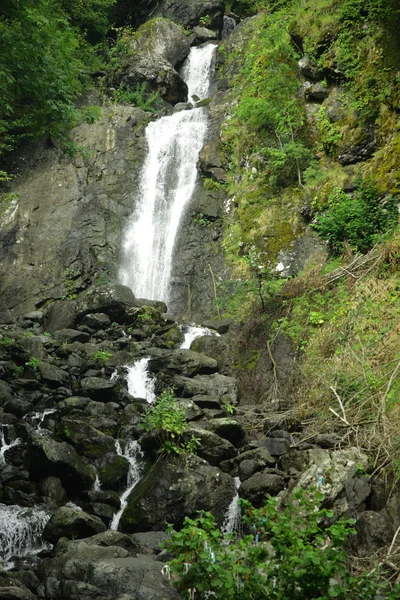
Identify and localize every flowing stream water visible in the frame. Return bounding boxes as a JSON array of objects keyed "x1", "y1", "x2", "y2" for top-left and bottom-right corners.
[
  {"x1": 110, "y1": 440, "x2": 143, "y2": 531},
  {"x1": 119, "y1": 43, "x2": 217, "y2": 304}
]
